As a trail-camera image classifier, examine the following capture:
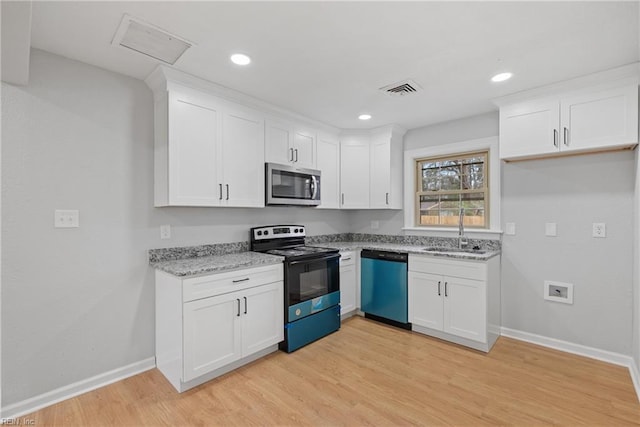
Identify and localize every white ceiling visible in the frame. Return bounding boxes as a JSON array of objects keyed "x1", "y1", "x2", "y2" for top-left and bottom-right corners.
[{"x1": 29, "y1": 1, "x2": 639, "y2": 131}]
